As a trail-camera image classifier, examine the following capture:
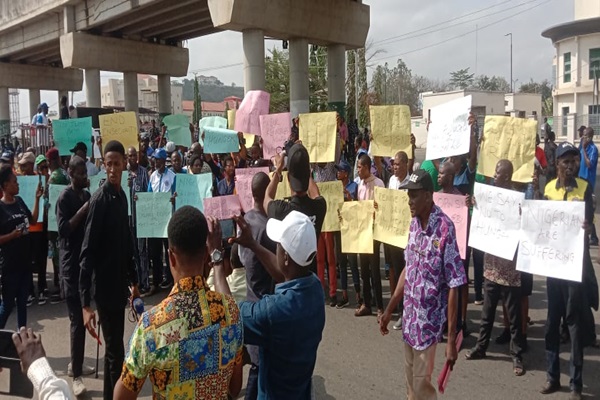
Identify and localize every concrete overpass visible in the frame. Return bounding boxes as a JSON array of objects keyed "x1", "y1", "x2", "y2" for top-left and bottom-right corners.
[{"x1": 0, "y1": 0, "x2": 370, "y2": 137}]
